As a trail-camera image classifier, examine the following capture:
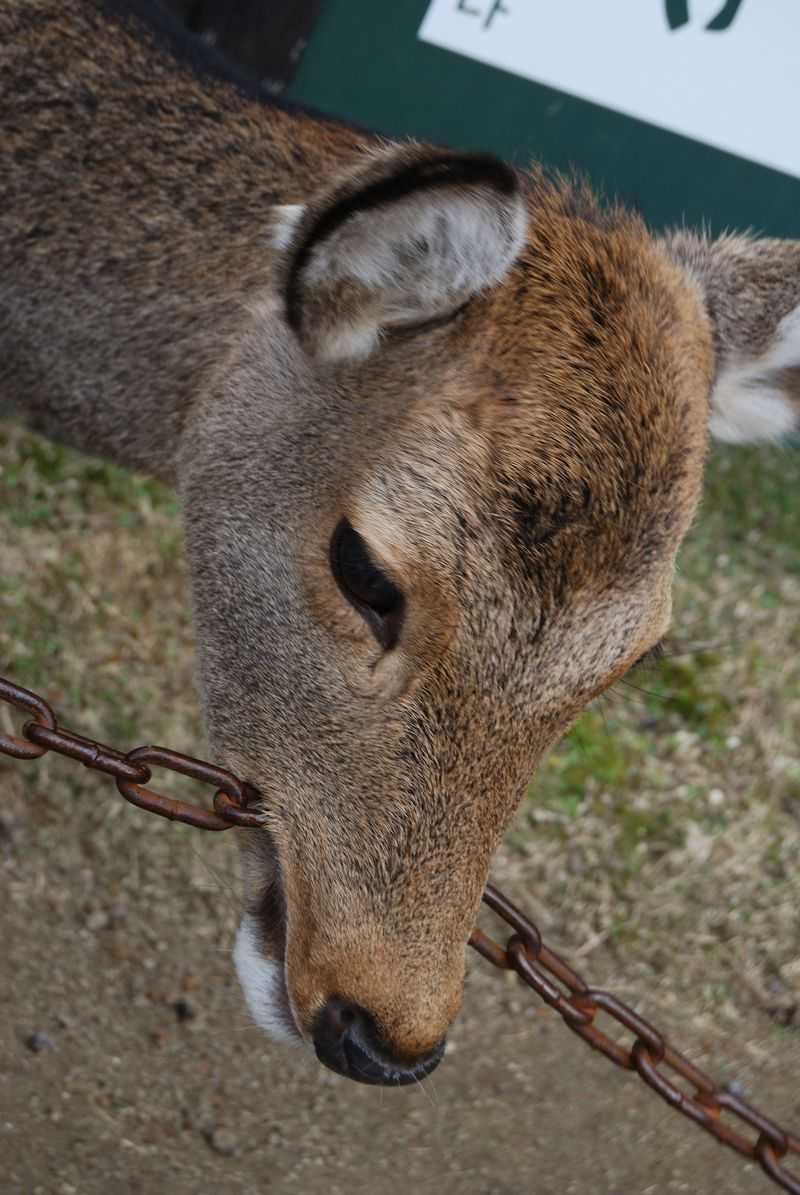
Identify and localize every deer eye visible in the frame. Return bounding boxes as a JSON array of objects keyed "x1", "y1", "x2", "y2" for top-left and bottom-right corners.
[{"x1": 329, "y1": 518, "x2": 405, "y2": 651}]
